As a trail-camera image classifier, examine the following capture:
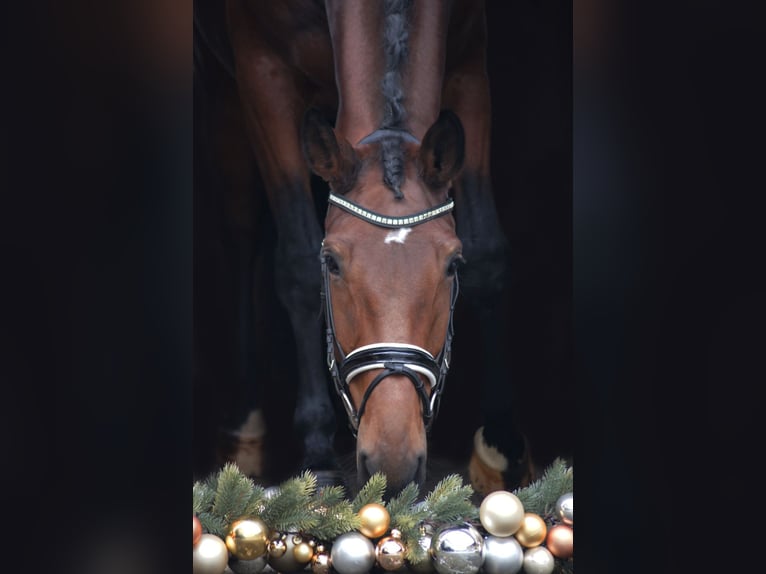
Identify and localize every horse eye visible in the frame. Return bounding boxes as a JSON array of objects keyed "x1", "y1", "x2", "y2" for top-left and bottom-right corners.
[
  {"x1": 323, "y1": 253, "x2": 341, "y2": 276},
  {"x1": 446, "y1": 254, "x2": 464, "y2": 277}
]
